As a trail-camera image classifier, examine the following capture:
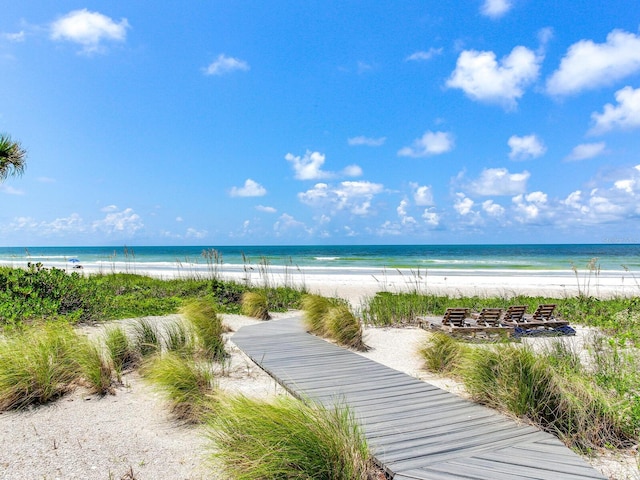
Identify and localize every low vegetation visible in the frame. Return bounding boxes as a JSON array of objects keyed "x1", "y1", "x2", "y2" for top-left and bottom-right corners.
[
  {"x1": 207, "y1": 394, "x2": 373, "y2": 480},
  {"x1": 0, "y1": 321, "x2": 113, "y2": 409},
  {"x1": 241, "y1": 290, "x2": 271, "y2": 320},
  {"x1": 362, "y1": 291, "x2": 640, "y2": 345},
  {"x1": 302, "y1": 294, "x2": 367, "y2": 351},
  {"x1": 142, "y1": 353, "x2": 216, "y2": 422},
  {"x1": 420, "y1": 332, "x2": 639, "y2": 451}
]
